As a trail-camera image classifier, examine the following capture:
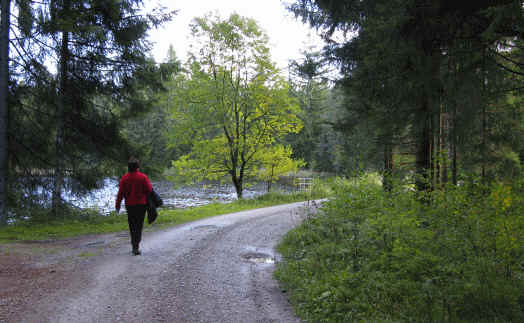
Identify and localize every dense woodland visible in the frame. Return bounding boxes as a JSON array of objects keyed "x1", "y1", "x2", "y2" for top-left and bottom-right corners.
[
  {"x1": 275, "y1": 1, "x2": 524, "y2": 322},
  {"x1": 0, "y1": 0, "x2": 176, "y2": 223},
  {"x1": 0, "y1": 0, "x2": 522, "y2": 224},
  {"x1": 286, "y1": 0, "x2": 523, "y2": 189}
]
